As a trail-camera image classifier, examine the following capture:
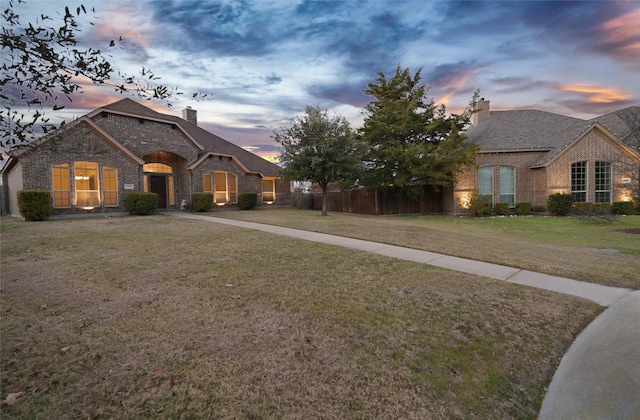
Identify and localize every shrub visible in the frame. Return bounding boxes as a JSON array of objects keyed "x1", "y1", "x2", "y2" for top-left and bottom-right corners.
[
  {"x1": 126, "y1": 192, "x2": 158, "y2": 215},
  {"x1": 238, "y1": 192, "x2": 258, "y2": 210},
  {"x1": 573, "y1": 202, "x2": 612, "y2": 216},
  {"x1": 547, "y1": 193, "x2": 574, "y2": 216},
  {"x1": 515, "y1": 202, "x2": 532, "y2": 216},
  {"x1": 17, "y1": 190, "x2": 52, "y2": 221},
  {"x1": 494, "y1": 202, "x2": 510, "y2": 216},
  {"x1": 612, "y1": 201, "x2": 634, "y2": 215},
  {"x1": 192, "y1": 193, "x2": 213, "y2": 212},
  {"x1": 466, "y1": 192, "x2": 492, "y2": 217}
]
